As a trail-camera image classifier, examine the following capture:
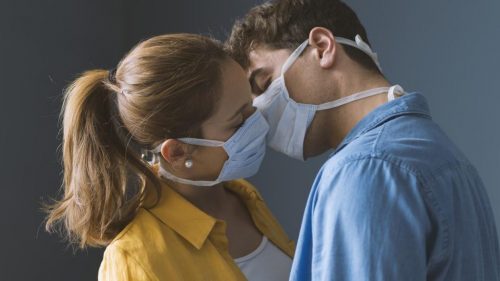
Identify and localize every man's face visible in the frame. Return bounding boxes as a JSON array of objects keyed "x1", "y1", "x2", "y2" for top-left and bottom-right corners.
[
  {"x1": 247, "y1": 46, "x2": 290, "y2": 97},
  {"x1": 248, "y1": 44, "x2": 333, "y2": 103},
  {"x1": 246, "y1": 44, "x2": 333, "y2": 159}
]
